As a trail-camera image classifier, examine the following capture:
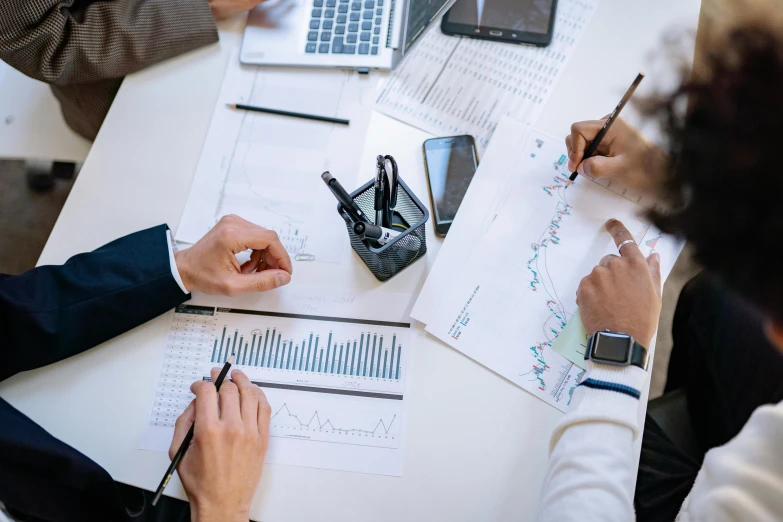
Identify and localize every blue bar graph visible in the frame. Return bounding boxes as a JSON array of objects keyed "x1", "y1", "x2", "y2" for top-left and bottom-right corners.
[
  {"x1": 217, "y1": 327, "x2": 226, "y2": 362},
  {"x1": 207, "y1": 322, "x2": 403, "y2": 380},
  {"x1": 356, "y1": 334, "x2": 364, "y2": 377},
  {"x1": 375, "y1": 336, "x2": 383, "y2": 378}
]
